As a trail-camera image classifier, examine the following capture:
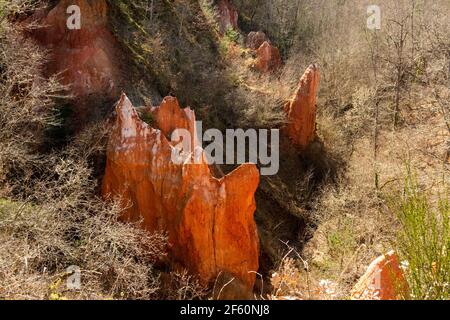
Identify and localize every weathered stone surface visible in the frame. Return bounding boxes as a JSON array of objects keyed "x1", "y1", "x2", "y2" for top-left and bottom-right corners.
[
  {"x1": 102, "y1": 94, "x2": 260, "y2": 295},
  {"x1": 284, "y1": 64, "x2": 320, "y2": 148},
  {"x1": 246, "y1": 31, "x2": 268, "y2": 50},
  {"x1": 254, "y1": 41, "x2": 281, "y2": 73},
  {"x1": 217, "y1": 0, "x2": 239, "y2": 34},
  {"x1": 351, "y1": 251, "x2": 408, "y2": 300},
  {"x1": 26, "y1": 0, "x2": 119, "y2": 99}
]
